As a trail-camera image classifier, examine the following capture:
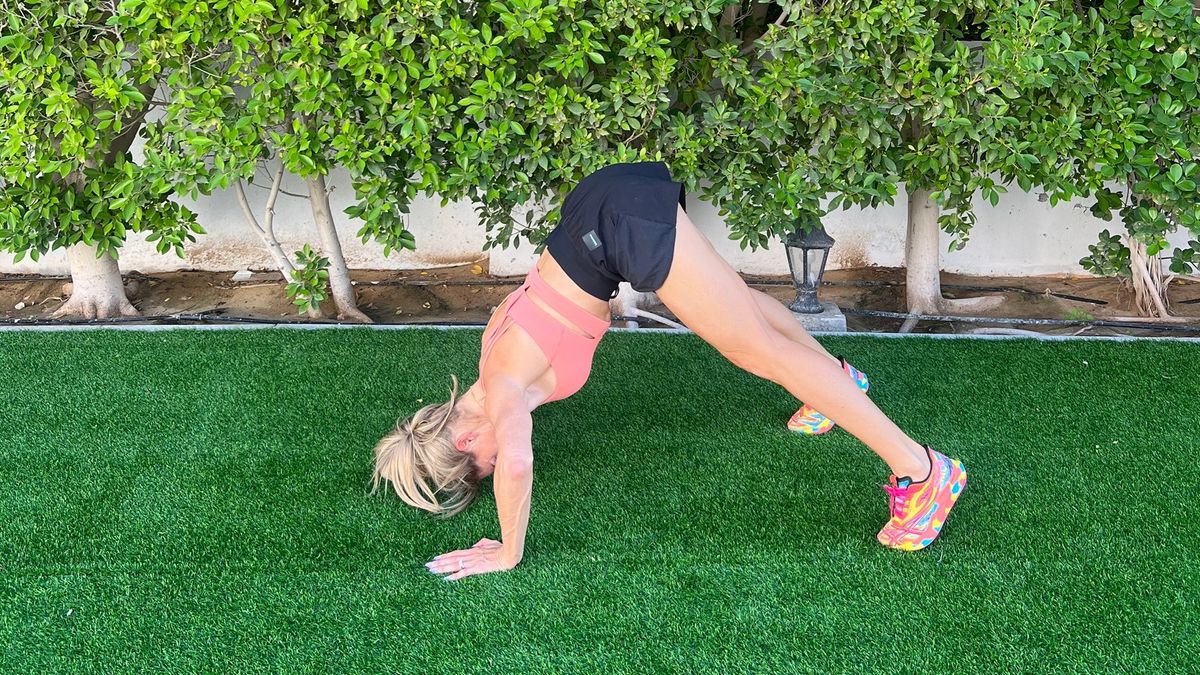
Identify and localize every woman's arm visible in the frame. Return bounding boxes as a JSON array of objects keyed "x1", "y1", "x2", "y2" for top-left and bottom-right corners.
[
  {"x1": 485, "y1": 376, "x2": 534, "y2": 566},
  {"x1": 423, "y1": 375, "x2": 534, "y2": 581}
]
